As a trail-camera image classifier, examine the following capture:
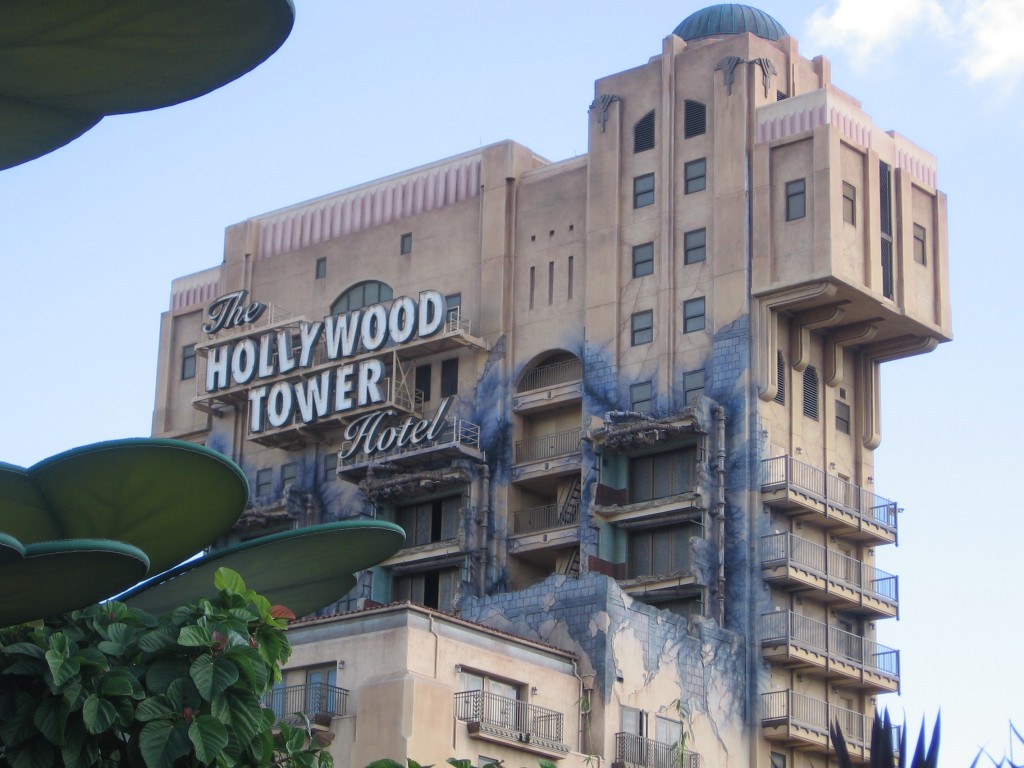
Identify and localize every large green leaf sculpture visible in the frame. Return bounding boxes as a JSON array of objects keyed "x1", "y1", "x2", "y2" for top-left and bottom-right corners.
[
  {"x1": 0, "y1": 438, "x2": 405, "y2": 626},
  {"x1": 0, "y1": 0, "x2": 295, "y2": 169}
]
